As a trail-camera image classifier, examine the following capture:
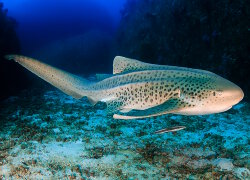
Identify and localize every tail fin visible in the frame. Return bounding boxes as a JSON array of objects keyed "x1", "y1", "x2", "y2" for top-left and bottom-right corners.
[{"x1": 5, "y1": 55, "x2": 90, "y2": 99}]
